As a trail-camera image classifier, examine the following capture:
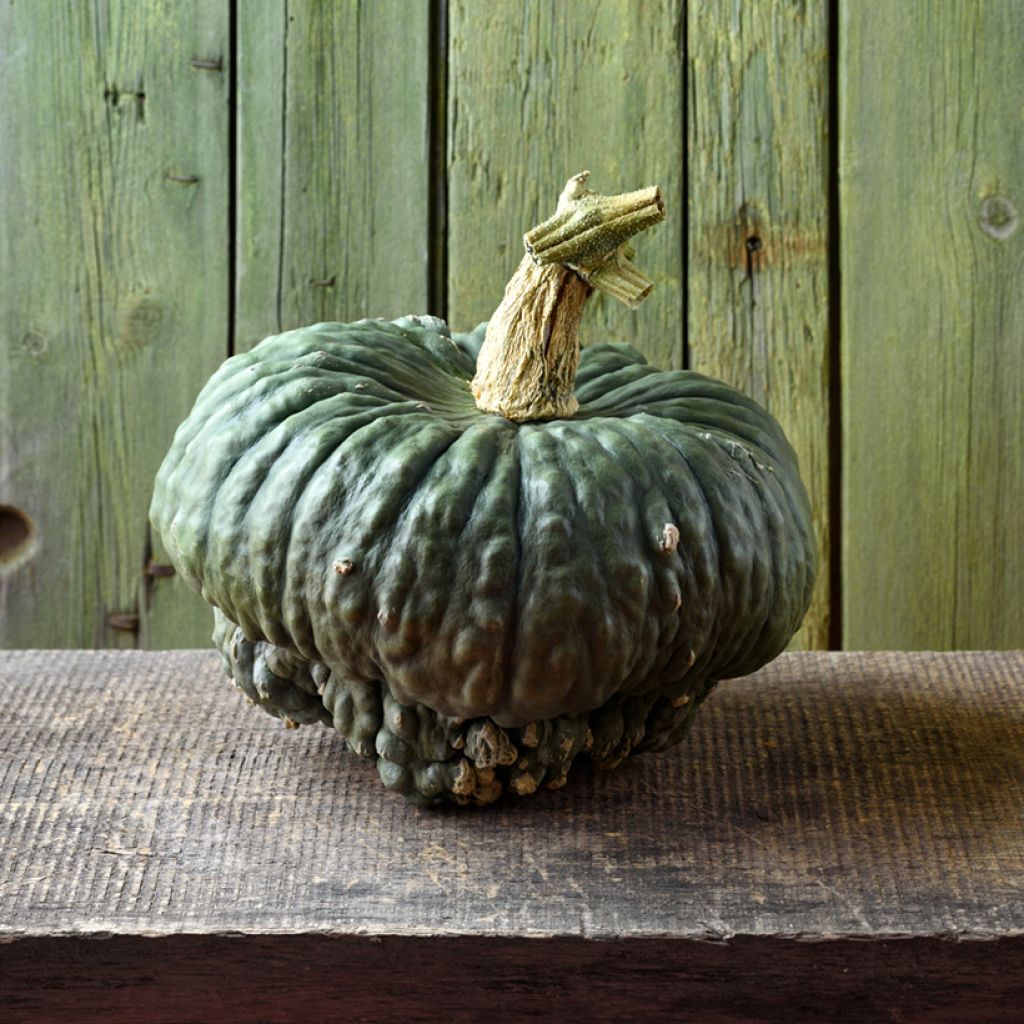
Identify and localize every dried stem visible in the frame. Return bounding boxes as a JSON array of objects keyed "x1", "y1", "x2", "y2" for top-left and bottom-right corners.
[{"x1": 471, "y1": 172, "x2": 665, "y2": 422}]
